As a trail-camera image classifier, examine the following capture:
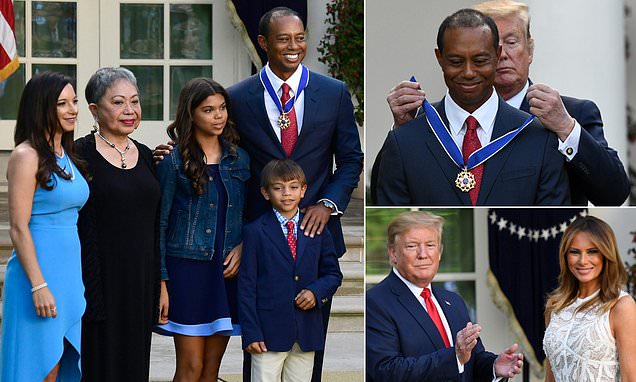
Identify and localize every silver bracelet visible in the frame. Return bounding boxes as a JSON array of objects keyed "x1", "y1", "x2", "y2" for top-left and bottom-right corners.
[{"x1": 31, "y1": 282, "x2": 48, "y2": 293}]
